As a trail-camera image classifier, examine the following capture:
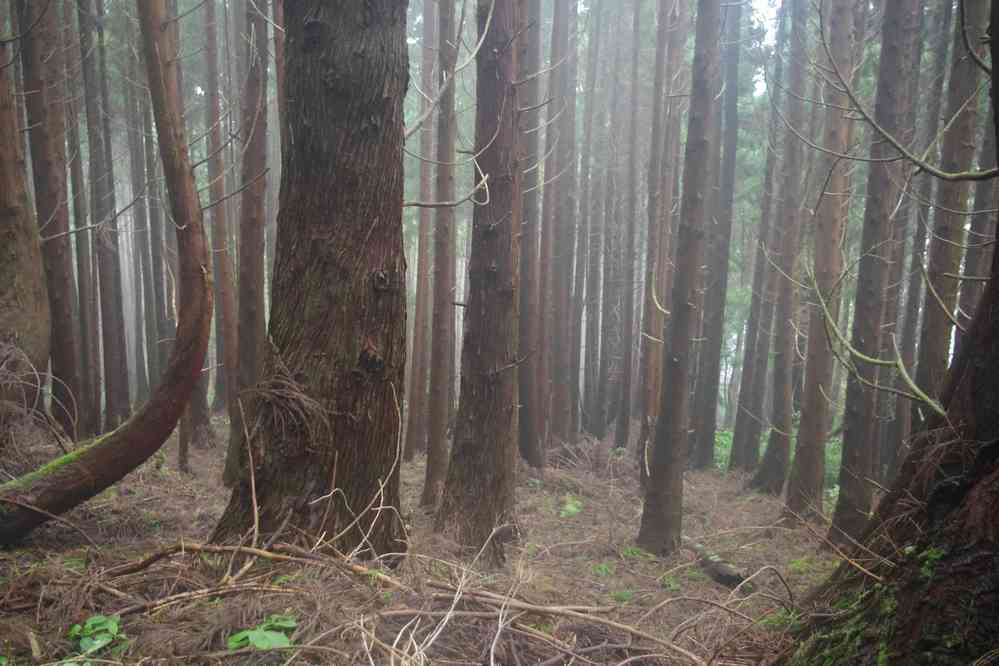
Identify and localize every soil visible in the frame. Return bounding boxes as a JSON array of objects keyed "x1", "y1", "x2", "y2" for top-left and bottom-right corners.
[{"x1": 0, "y1": 419, "x2": 837, "y2": 664}]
